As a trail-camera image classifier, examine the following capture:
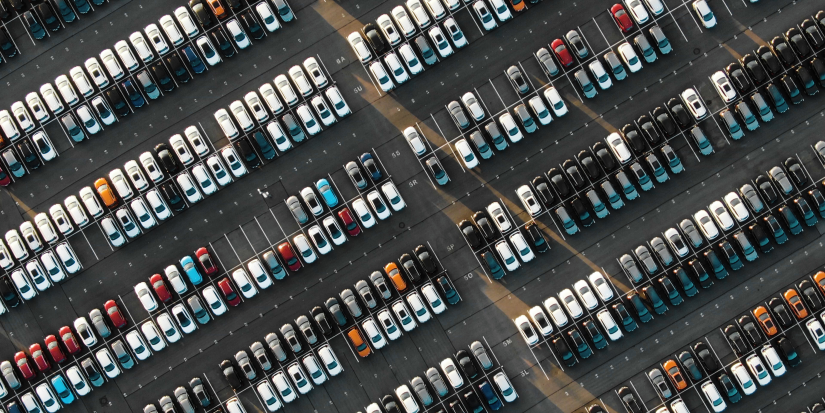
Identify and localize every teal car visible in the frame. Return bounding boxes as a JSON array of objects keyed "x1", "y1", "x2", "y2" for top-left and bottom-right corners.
[
  {"x1": 316, "y1": 178, "x2": 338, "y2": 208},
  {"x1": 481, "y1": 251, "x2": 504, "y2": 280},
  {"x1": 630, "y1": 162, "x2": 653, "y2": 191},
  {"x1": 661, "y1": 145, "x2": 683, "y2": 174},
  {"x1": 690, "y1": 126, "x2": 713, "y2": 156},
  {"x1": 180, "y1": 256, "x2": 203, "y2": 285},
  {"x1": 556, "y1": 206, "x2": 579, "y2": 235},
  {"x1": 50, "y1": 374, "x2": 75, "y2": 404},
  {"x1": 646, "y1": 155, "x2": 668, "y2": 183}
]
